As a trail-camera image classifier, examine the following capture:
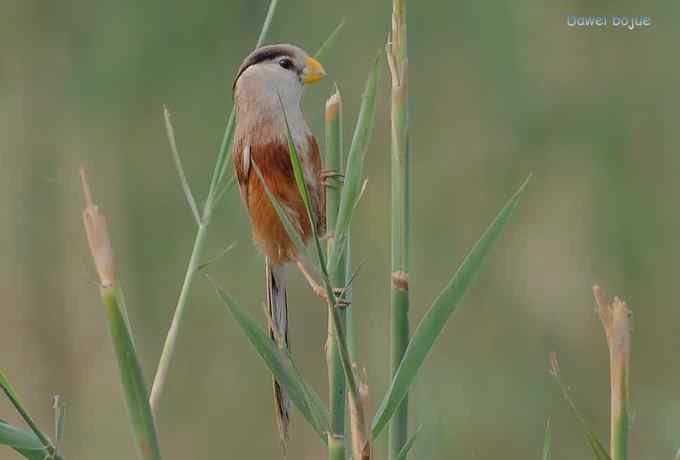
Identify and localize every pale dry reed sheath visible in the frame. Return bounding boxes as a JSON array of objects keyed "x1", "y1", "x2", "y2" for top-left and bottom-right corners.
[{"x1": 594, "y1": 285, "x2": 632, "y2": 460}]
